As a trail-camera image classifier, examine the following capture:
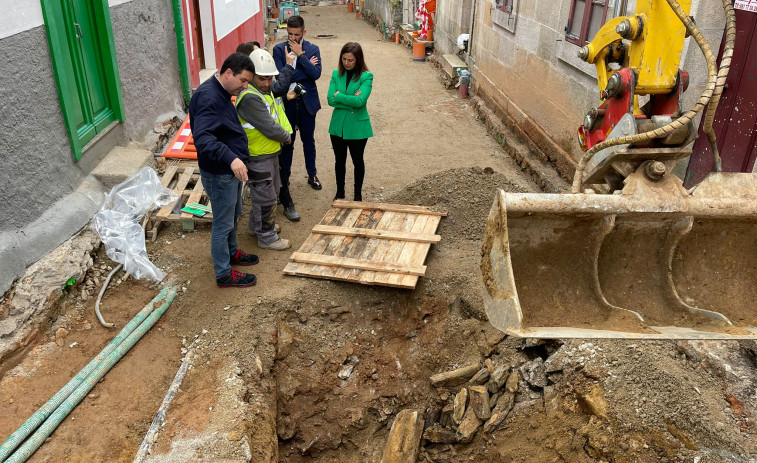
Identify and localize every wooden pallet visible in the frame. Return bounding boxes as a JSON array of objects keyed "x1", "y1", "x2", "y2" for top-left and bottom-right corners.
[
  {"x1": 284, "y1": 200, "x2": 446, "y2": 288},
  {"x1": 145, "y1": 165, "x2": 212, "y2": 241}
]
